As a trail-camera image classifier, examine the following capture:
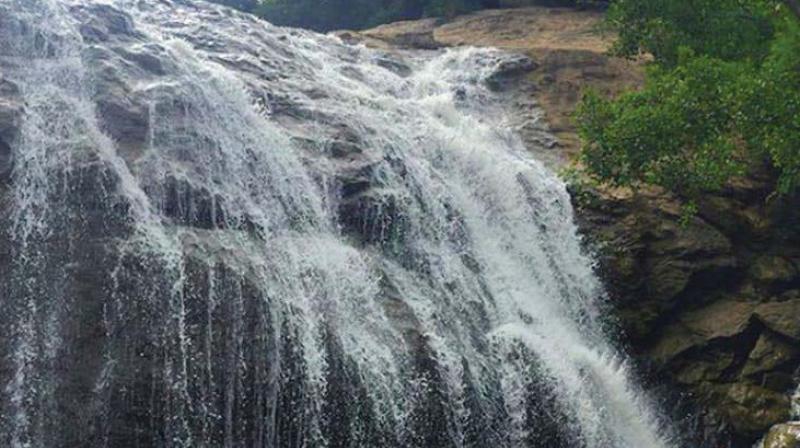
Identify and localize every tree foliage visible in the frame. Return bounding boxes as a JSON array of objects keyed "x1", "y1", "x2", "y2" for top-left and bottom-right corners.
[
  {"x1": 606, "y1": 0, "x2": 777, "y2": 66},
  {"x1": 577, "y1": 0, "x2": 800, "y2": 197}
]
